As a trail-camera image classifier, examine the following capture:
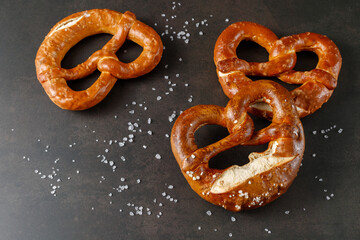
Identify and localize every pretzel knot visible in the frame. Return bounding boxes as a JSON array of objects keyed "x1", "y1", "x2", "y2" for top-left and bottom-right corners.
[
  {"x1": 35, "y1": 9, "x2": 163, "y2": 110},
  {"x1": 171, "y1": 80, "x2": 305, "y2": 211},
  {"x1": 214, "y1": 22, "x2": 342, "y2": 118}
]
